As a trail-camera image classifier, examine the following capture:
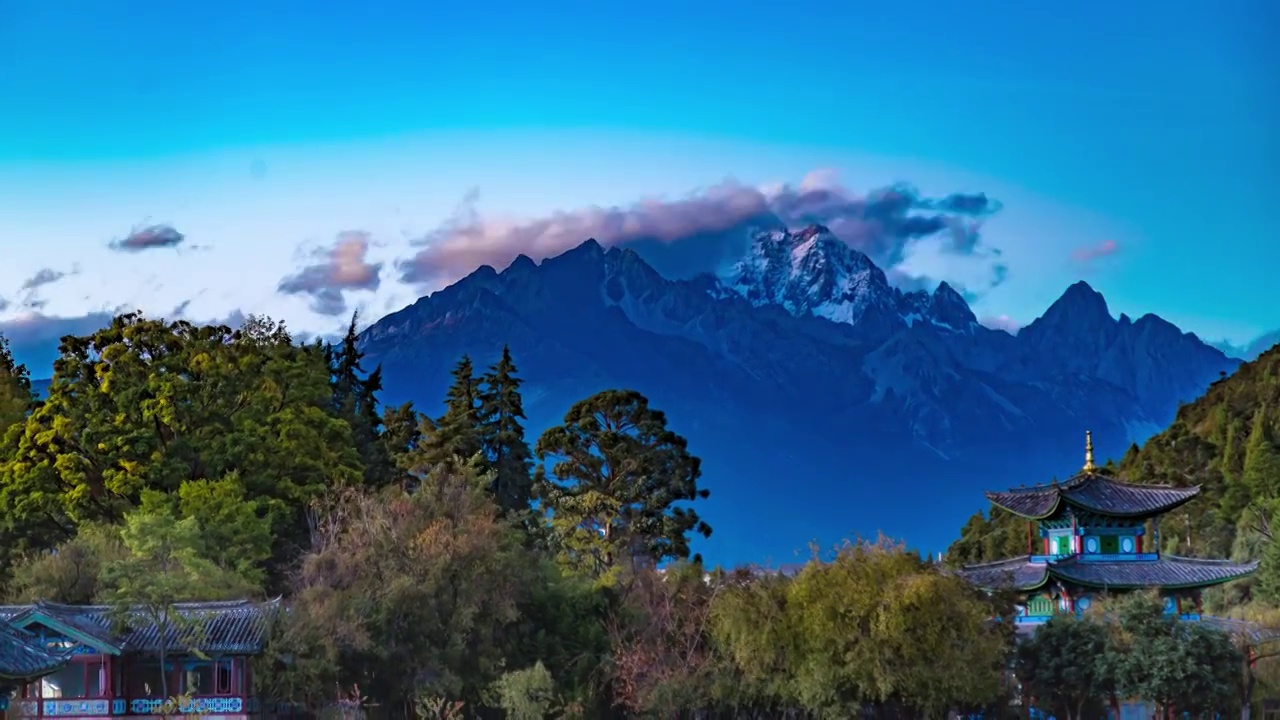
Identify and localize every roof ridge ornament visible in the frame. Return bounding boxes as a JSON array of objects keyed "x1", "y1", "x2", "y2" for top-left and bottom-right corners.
[{"x1": 1083, "y1": 430, "x2": 1096, "y2": 473}]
